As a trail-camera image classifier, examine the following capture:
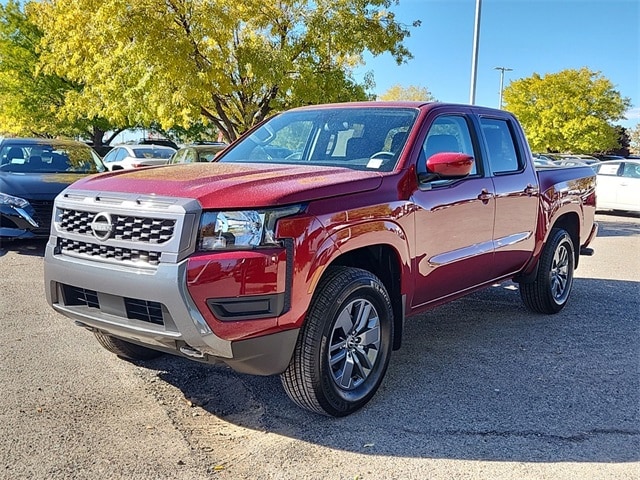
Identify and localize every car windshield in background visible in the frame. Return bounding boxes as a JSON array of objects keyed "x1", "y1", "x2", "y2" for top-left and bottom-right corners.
[
  {"x1": 0, "y1": 142, "x2": 105, "y2": 174},
  {"x1": 219, "y1": 107, "x2": 419, "y2": 172},
  {"x1": 132, "y1": 147, "x2": 175, "y2": 159}
]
